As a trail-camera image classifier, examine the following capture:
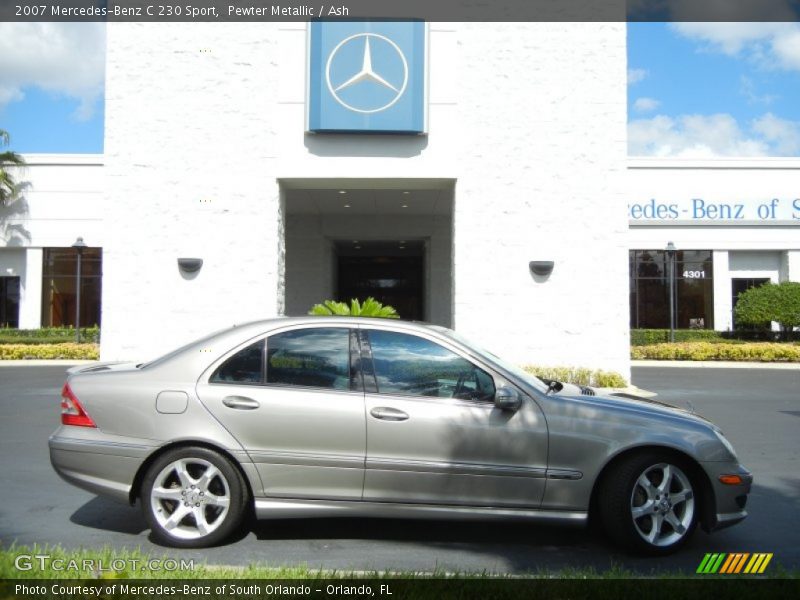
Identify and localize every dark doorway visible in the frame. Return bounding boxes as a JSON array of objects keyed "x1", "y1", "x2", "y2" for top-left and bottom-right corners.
[
  {"x1": 731, "y1": 278, "x2": 770, "y2": 328},
  {"x1": 336, "y1": 241, "x2": 424, "y2": 321},
  {"x1": 1, "y1": 276, "x2": 20, "y2": 328}
]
